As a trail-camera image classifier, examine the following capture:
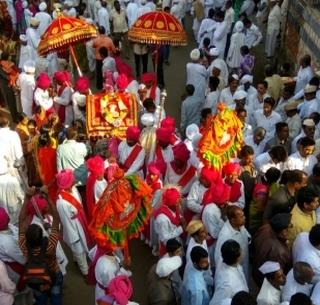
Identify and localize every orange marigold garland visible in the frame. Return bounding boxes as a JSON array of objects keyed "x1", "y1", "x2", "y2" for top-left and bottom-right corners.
[{"x1": 198, "y1": 103, "x2": 243, "y2": 170}]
